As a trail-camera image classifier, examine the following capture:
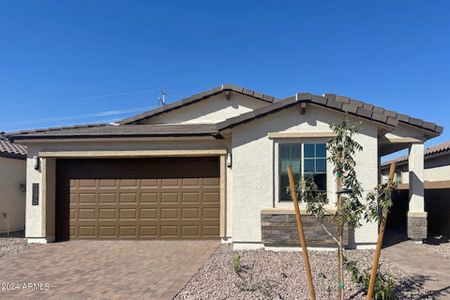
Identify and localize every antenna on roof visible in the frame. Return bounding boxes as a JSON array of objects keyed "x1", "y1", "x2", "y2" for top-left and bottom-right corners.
[{"x1": 158, "y1": 89, "x2": 167, "y2": 106}]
